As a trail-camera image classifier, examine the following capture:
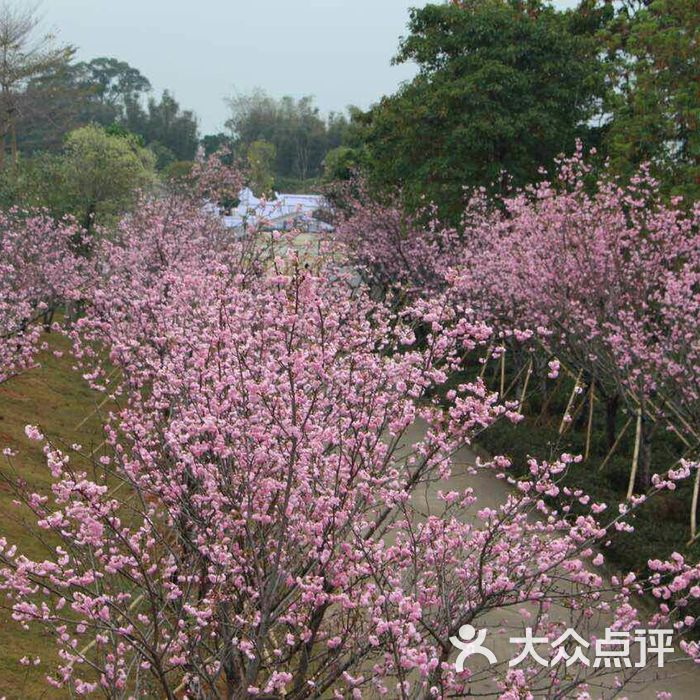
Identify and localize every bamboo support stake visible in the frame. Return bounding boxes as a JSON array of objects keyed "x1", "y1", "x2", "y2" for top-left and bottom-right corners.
[
  {"x1": 73, "y1": 367, "x2": 121, "y2": 430},
  {"x1": 74, "y1": 393, "x2": 113, "y2": 430},
  {"x1": 499, "y1": 350, "x2": 505, "y2": 397},
  {"x1": 88, "y1": 439, "x2": 106, "y2": 458},
  {"x1": 689, "y1": 456, "x2": 700, "y2": 544},
  {"x1": 690, "y1": 468, "x2": 700, "y2": 544},
  {"x1": 559, "y1": 369, "x2": 583, "y2": 435},
  {"x1": 536, "y1": 339, "x2": 692, "y2": 455},
  {"x1": 627, "y1": 407, "x2": 643, "y2": 500},
  {"x1": 656, "y1": 390, "x2": 700, "y2": 442},
  {"x1": 627, "y1": 388, "x2": 691, "y2": 447},
  {"x1": 538, "y1": 372, "x2": 563, "y2": 420},
  {"x1": 503, "y1": 360, "x2": 529, "y2": 400},
  {"x1": 518, "y1": 358, "x2": 533, "y2": 413},
  {"x1": 599, "y1": 416, "x2": 632, "y2": 472},
  {"x1": 564, "y1": 392, "x2": 588, "y2": 432},
  {"x1": 627, "y1": 390, "x2": 685, "y2": 437},
  {"x1": 584, "y1": 380, "x2": 595, "y2": 461},
  {"x1": 479, "y1": 343, "x2": 494, "y2": 379}
]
